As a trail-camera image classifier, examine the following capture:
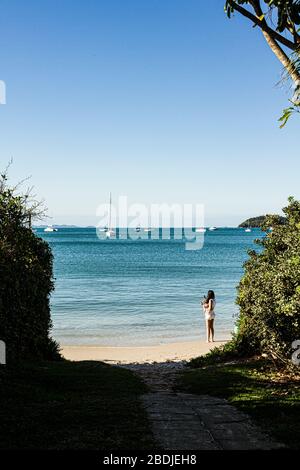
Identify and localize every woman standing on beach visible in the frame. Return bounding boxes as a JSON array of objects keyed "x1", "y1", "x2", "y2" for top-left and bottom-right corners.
[{"x1": 202, "y1": 290, "x2": 216, "y2": 343}]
